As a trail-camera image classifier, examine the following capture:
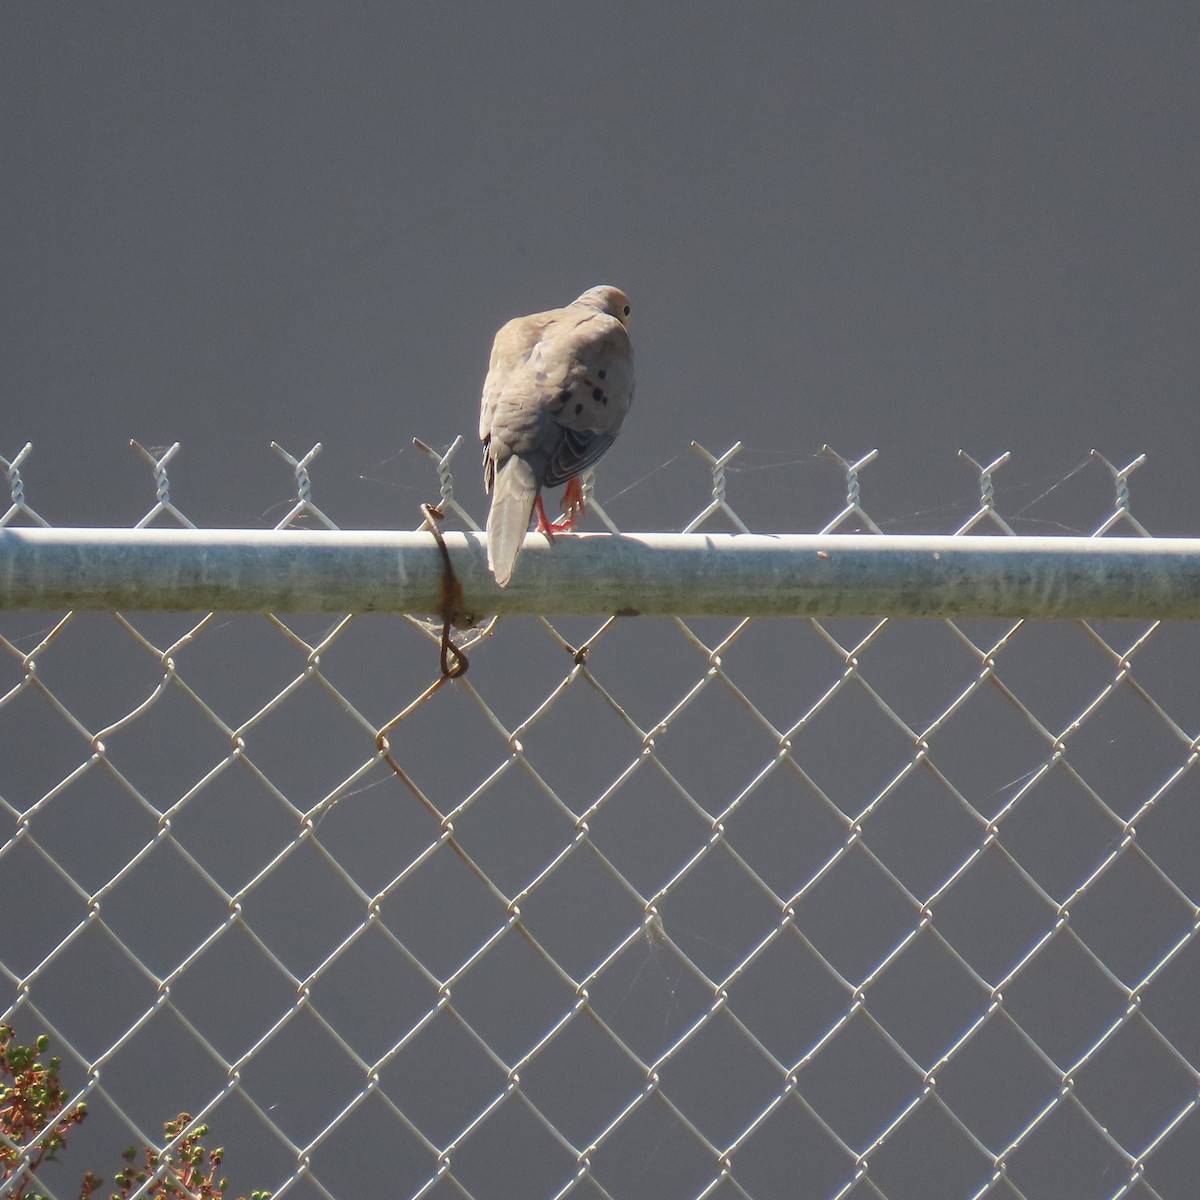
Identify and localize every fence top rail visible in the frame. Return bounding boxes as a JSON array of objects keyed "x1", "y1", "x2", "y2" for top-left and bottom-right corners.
[{"x1": 2, "y1": 527, "x2": 1199, "y2": 619}]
